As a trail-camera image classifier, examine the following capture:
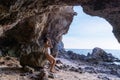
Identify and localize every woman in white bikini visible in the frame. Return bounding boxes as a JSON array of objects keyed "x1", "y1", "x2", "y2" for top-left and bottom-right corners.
[{"x1": 44, "y1": 37, "x2": 56, "y2": 73}]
